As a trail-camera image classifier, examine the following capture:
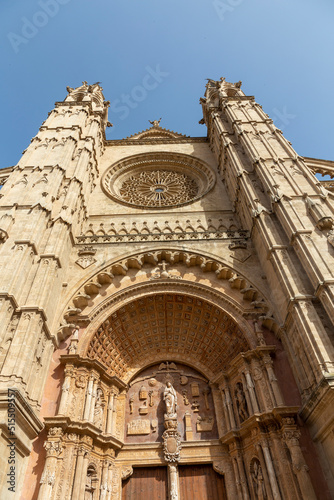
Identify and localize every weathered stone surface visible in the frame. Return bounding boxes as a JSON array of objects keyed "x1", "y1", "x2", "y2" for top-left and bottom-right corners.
[{"x1": 0, "y1": 80, "x2": 333, "y2": 499}]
